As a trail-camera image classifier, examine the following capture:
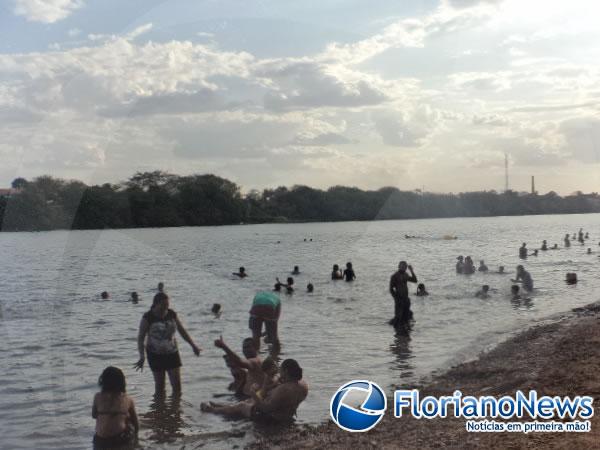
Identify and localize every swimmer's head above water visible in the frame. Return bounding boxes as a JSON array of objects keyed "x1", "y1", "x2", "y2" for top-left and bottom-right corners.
[{"x1": 242, "y1": 337, "x2": 258, "y2": 359}]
